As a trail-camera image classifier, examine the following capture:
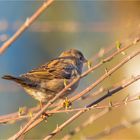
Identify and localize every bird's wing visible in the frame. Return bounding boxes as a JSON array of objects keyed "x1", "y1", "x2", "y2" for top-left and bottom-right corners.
[{"x1": 21, "y1": 59, "x2": 76, "y2": 80}]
